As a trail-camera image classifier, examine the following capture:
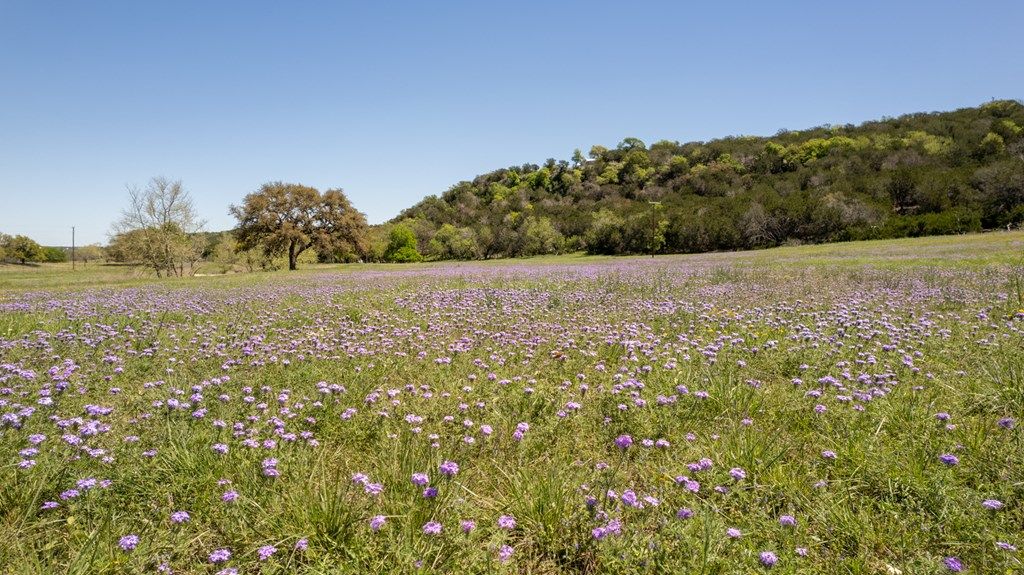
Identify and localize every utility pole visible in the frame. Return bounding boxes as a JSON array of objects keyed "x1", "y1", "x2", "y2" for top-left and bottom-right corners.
[{"x1": 71, "y1": 226, "x2": 75, "y2": 271}]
